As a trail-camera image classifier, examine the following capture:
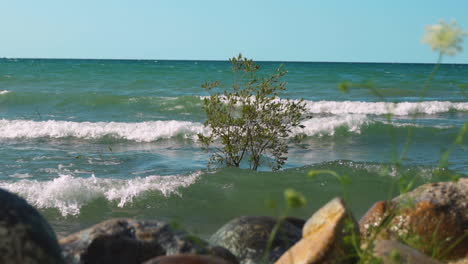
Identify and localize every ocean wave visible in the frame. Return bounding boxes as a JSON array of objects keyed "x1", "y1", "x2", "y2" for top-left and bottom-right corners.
[
  {"x1": 0, "y1": 119, "x2": 207, "y2": 142},
  {"x1": 302, "y1": 160, "x2": 460, "y2": 180},
  {"x1": 293, "y1": 115, "x2": 370, "y2": 136},
  {"x1": 3, "y1": 91, "x2": 467, "y2": 116},
  {"x1": 0, "y1": 116, "x2": 458, "y2": 142},
  {"x1": 0, "y1": 172, "x2": 201, "y2": 216},
  {"x1": 201, "y1": 96, "x2": 468, "y2": 115},
  {"x1": 1, "y1": 93, "x2": 201, "y2": 109},
  {"x1": 304, "y1": 100, "x2": 468, "y2": 116}
]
